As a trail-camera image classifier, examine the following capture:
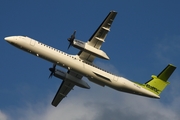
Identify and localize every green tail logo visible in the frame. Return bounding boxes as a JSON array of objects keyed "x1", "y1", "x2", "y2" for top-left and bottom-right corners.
[{"x1": 144, "y1": 64, "x2": 176, "y2": 95}]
